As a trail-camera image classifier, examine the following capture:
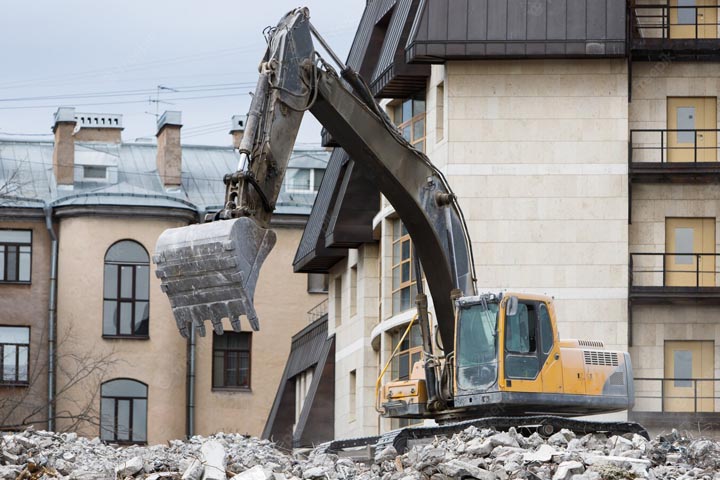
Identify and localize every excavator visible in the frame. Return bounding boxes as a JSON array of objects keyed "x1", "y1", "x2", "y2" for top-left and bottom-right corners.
[{"x1": 153, "y1": 7, "x2": 648, "y2": 452}]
